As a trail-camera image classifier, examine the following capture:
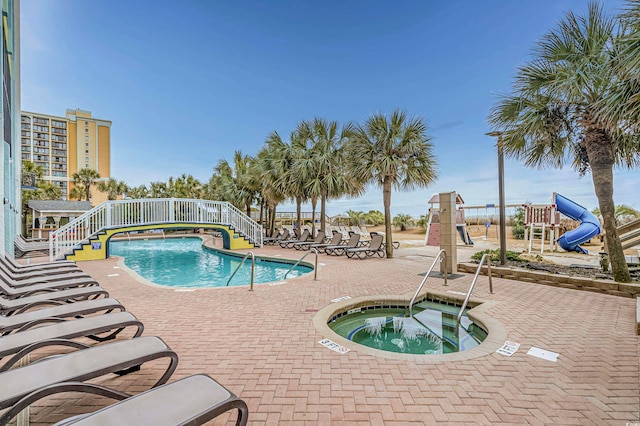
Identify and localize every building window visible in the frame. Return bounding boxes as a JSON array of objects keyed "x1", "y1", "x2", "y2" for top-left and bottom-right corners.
[{"x1": 85, "y1": 156, "x2": 89, "y2": 162}]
